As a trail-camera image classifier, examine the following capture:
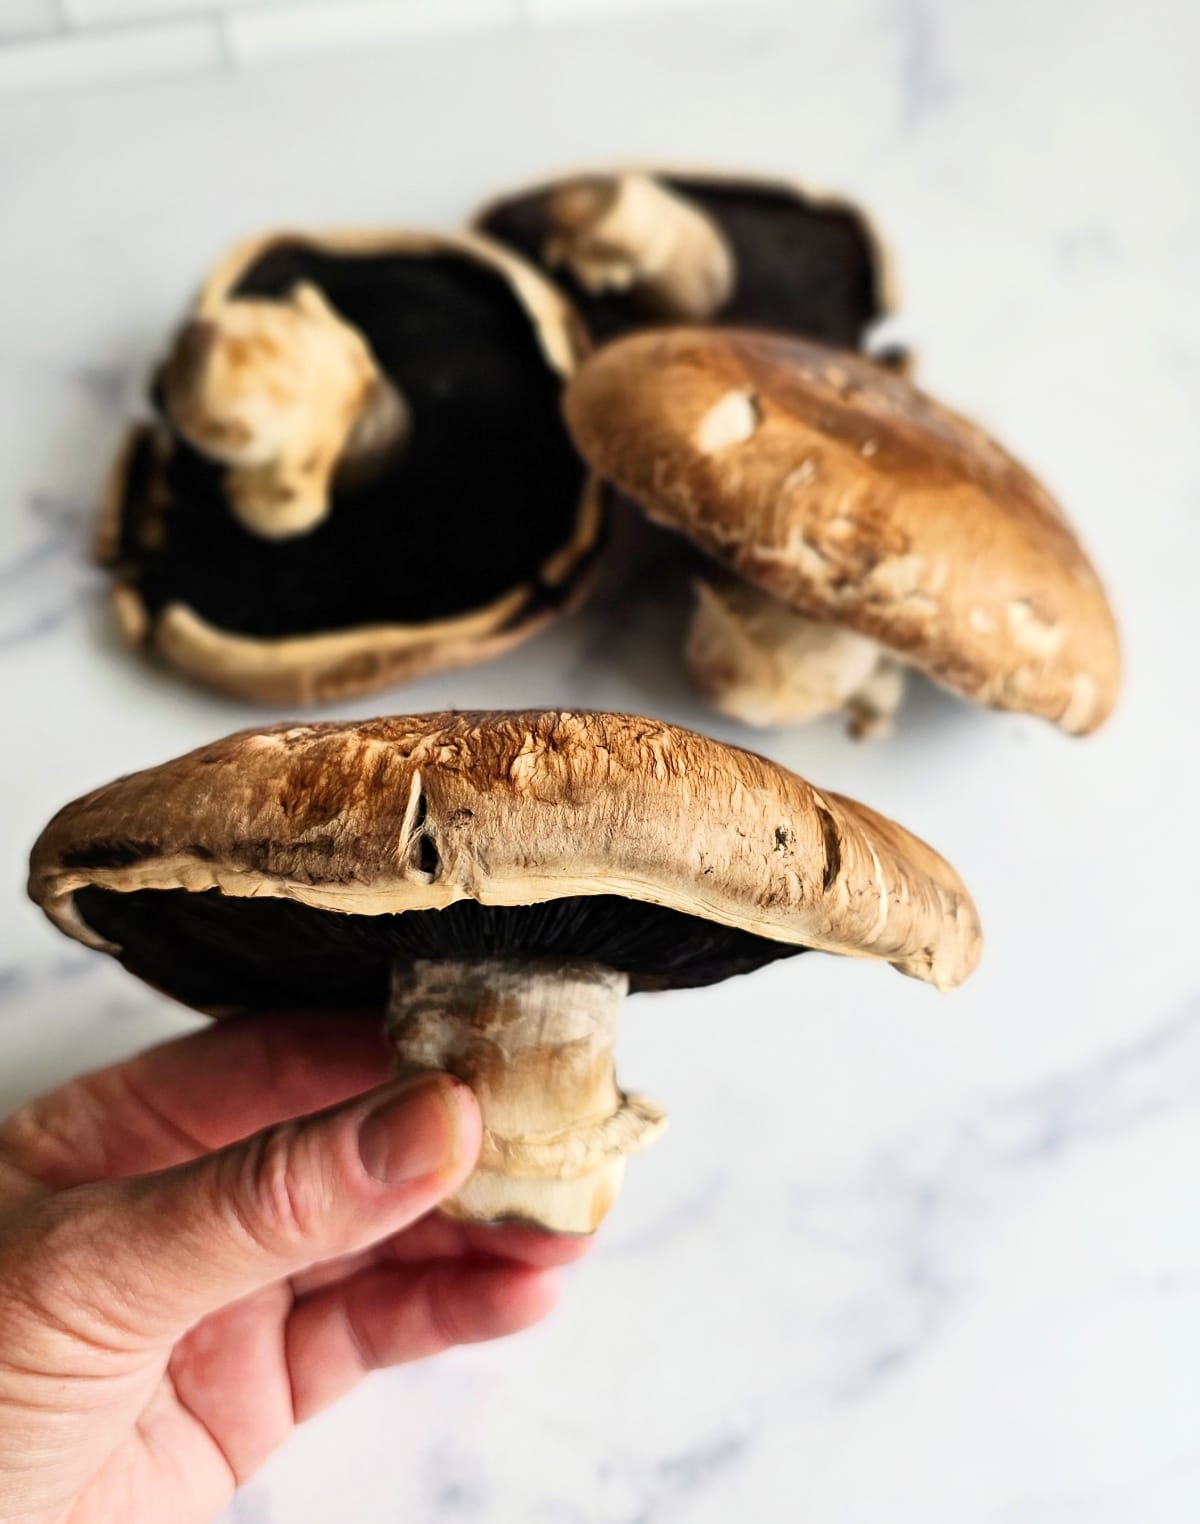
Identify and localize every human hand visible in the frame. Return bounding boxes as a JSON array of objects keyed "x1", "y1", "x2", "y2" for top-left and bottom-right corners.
[{"x1": 0, "y1": 1010, "x2": 590, "y2": 1524}]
